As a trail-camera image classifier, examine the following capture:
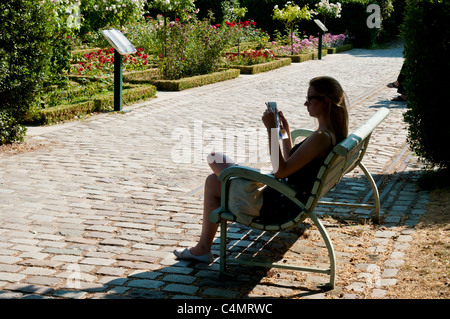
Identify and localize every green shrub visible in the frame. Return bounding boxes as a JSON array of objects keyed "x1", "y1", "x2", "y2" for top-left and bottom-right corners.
[
  {"x1": 155, "y1": 14, "x2": 234, "y2": 80},
  {"x1": 0, "y1": 111, "x2": 26, "y2": 145},
  {"x1": 79, "y1": 0, "x2": 147, "y2": 34},
  {"x1": 0, "y1": 0, "x2": 60, "y2": 144},
  {"x1": 0, "y1": 0, "x2": 54, "y2": 121},
  {"x1": 402, "y1": 0, "x2": 450, "y2": 169}
]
